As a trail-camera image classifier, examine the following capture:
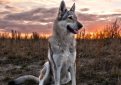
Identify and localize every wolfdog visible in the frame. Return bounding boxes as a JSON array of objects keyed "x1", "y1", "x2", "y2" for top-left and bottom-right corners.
[{"x1": 8, "y1": 1, "x2": 83, "y2": 85}]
